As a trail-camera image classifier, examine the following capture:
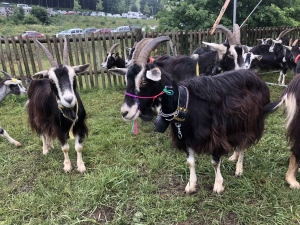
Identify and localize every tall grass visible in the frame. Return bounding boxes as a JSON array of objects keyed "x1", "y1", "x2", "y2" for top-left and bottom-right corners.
[{"x1": 0, "y1": 72, "x2": 299, "y2": 224}]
